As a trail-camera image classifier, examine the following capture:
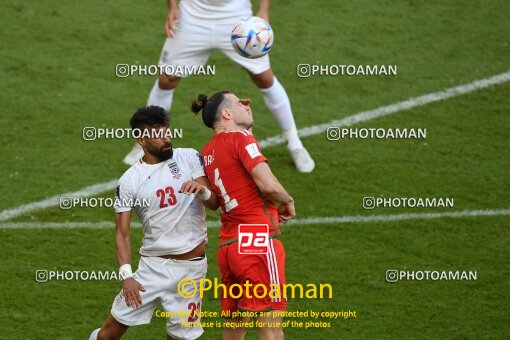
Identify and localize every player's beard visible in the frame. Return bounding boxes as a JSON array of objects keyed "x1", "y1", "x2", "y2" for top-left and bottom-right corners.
[{"x1": 148, "y1": 143, "x2": 173, "y2": 162}]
